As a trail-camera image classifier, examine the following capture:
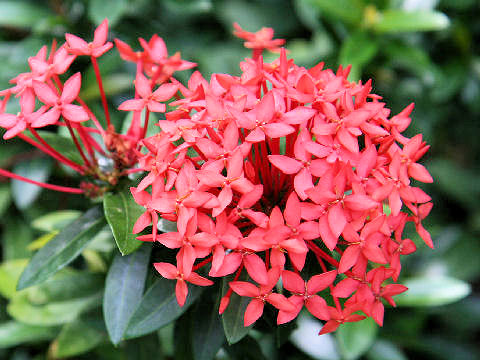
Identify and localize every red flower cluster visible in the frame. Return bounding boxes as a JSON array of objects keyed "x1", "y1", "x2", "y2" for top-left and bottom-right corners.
[
  {"x1": 0, "y1": 19, "x2": 195, "y2": 195},
  {"x1": 0, "y1": 19, "x2": 434, "y2": 335},
  {"x1": 129, "y1": 26, "x2": 434, "y2": 333}
]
